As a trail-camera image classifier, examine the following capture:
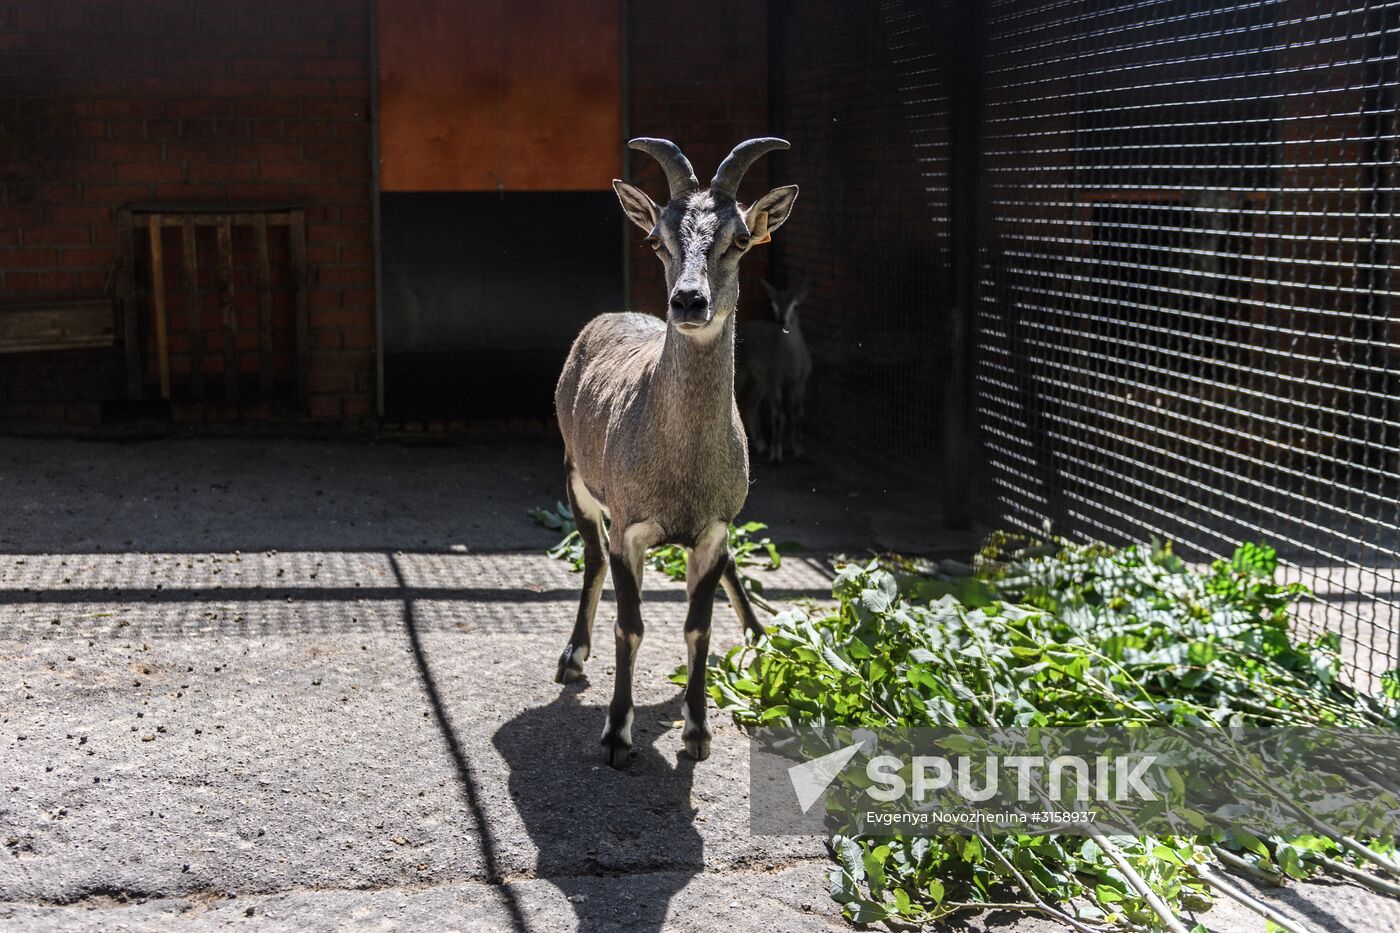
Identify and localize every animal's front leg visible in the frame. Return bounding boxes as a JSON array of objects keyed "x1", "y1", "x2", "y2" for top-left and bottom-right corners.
[
  {"x1": 601, "y1": 520, "x2": 661, "y2": 768},
  {"x1": 682, "y1": 522, "x2": 729, "y2": 761},
  {"x1": 767, "y1": 394, "x2": 786, "y2": 463},
  {"x1": 784, "y1": 388, "x2": 806, "y2": 460}
]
